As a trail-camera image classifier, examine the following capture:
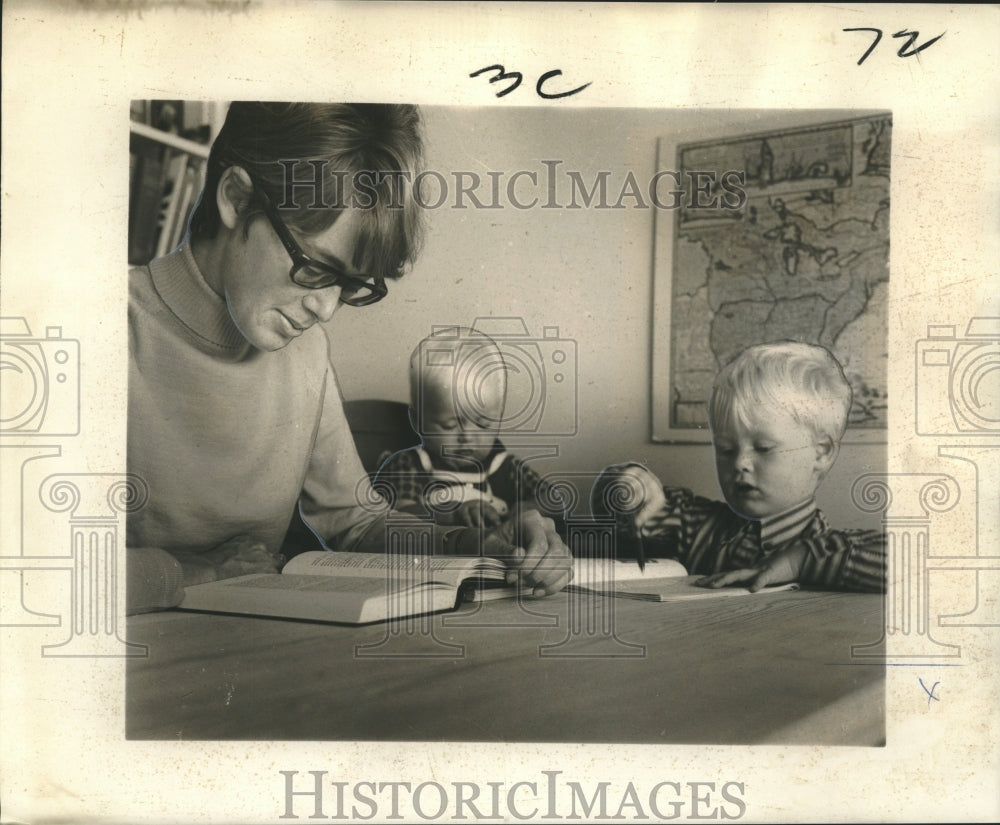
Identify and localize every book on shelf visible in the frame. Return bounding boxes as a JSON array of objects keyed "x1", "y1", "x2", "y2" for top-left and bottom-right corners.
[
  {"x1": 129, "y1": 100, "x2": 213, "y2": 265},
  {"x1": 175, "y1": 165, "x2": 201, "y2": 244},
  {"x1": 567, "y1": 556, "x2": 799, "y2": 602},
  {"x1": 155, "y1": 160, "x2": 201, "y2": 257},
  {"x1": 177, "y1": 551, "x2": 508, "y2": 625},
  {"x1": 128, "y1": 136, "x2": 166, "y2": 265},
  {"x1": 155, "y1": 154, "x2": 189, "y2": 258}
]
